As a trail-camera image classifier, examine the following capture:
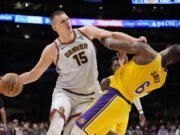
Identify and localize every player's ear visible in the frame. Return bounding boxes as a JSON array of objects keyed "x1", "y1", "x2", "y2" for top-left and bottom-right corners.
[{"x1": 52, "y1": 25, "x2": 56, "y2": 32}]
